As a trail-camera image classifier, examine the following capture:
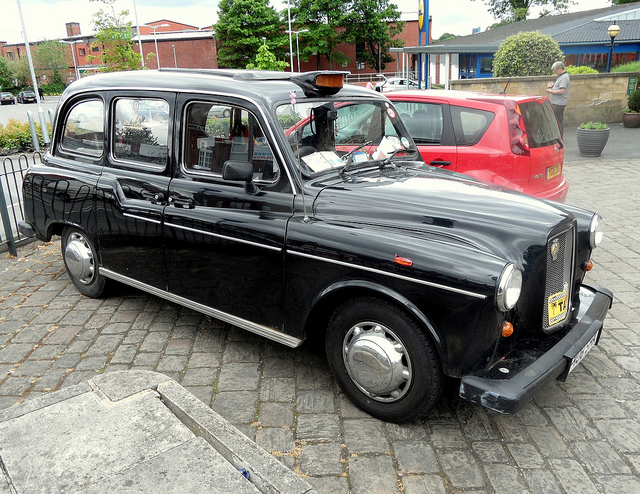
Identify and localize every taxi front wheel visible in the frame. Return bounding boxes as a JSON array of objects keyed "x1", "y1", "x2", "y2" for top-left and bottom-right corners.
[
  {"x1": 61, "y1": 227, "x2": 107, "y2": 298},
  {"x1": 326, "y1": 297, "x2": 442, "y2": 423}
]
